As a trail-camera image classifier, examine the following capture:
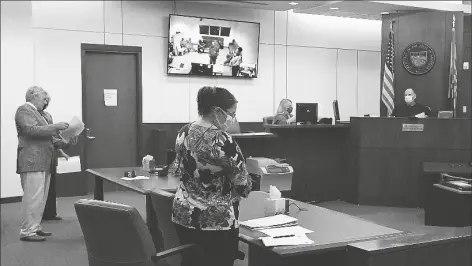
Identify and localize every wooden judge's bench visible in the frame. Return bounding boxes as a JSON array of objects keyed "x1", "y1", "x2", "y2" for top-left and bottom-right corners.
[{"x1": 236, "y1": 117, "x2": 472, "y2": 208}]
